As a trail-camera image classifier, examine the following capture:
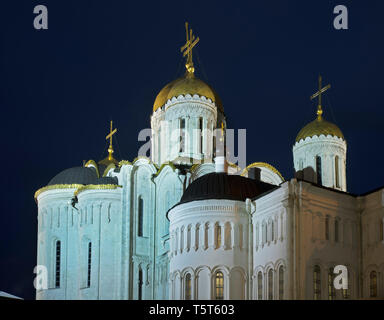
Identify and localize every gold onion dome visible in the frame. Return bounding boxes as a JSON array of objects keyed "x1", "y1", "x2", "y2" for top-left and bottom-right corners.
[
  {"x1": 153, "y1": 22, "x2": 223, "y2": 113},
  {"x1": 295, "y1": 117, "x2": 344, "y2": 143},
  {"x1": 153, "y1": 73, "x2": 223, "y2": 113},
  {"x1": 296, "y1": 75, "x2": 344, "y2": 143}
]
